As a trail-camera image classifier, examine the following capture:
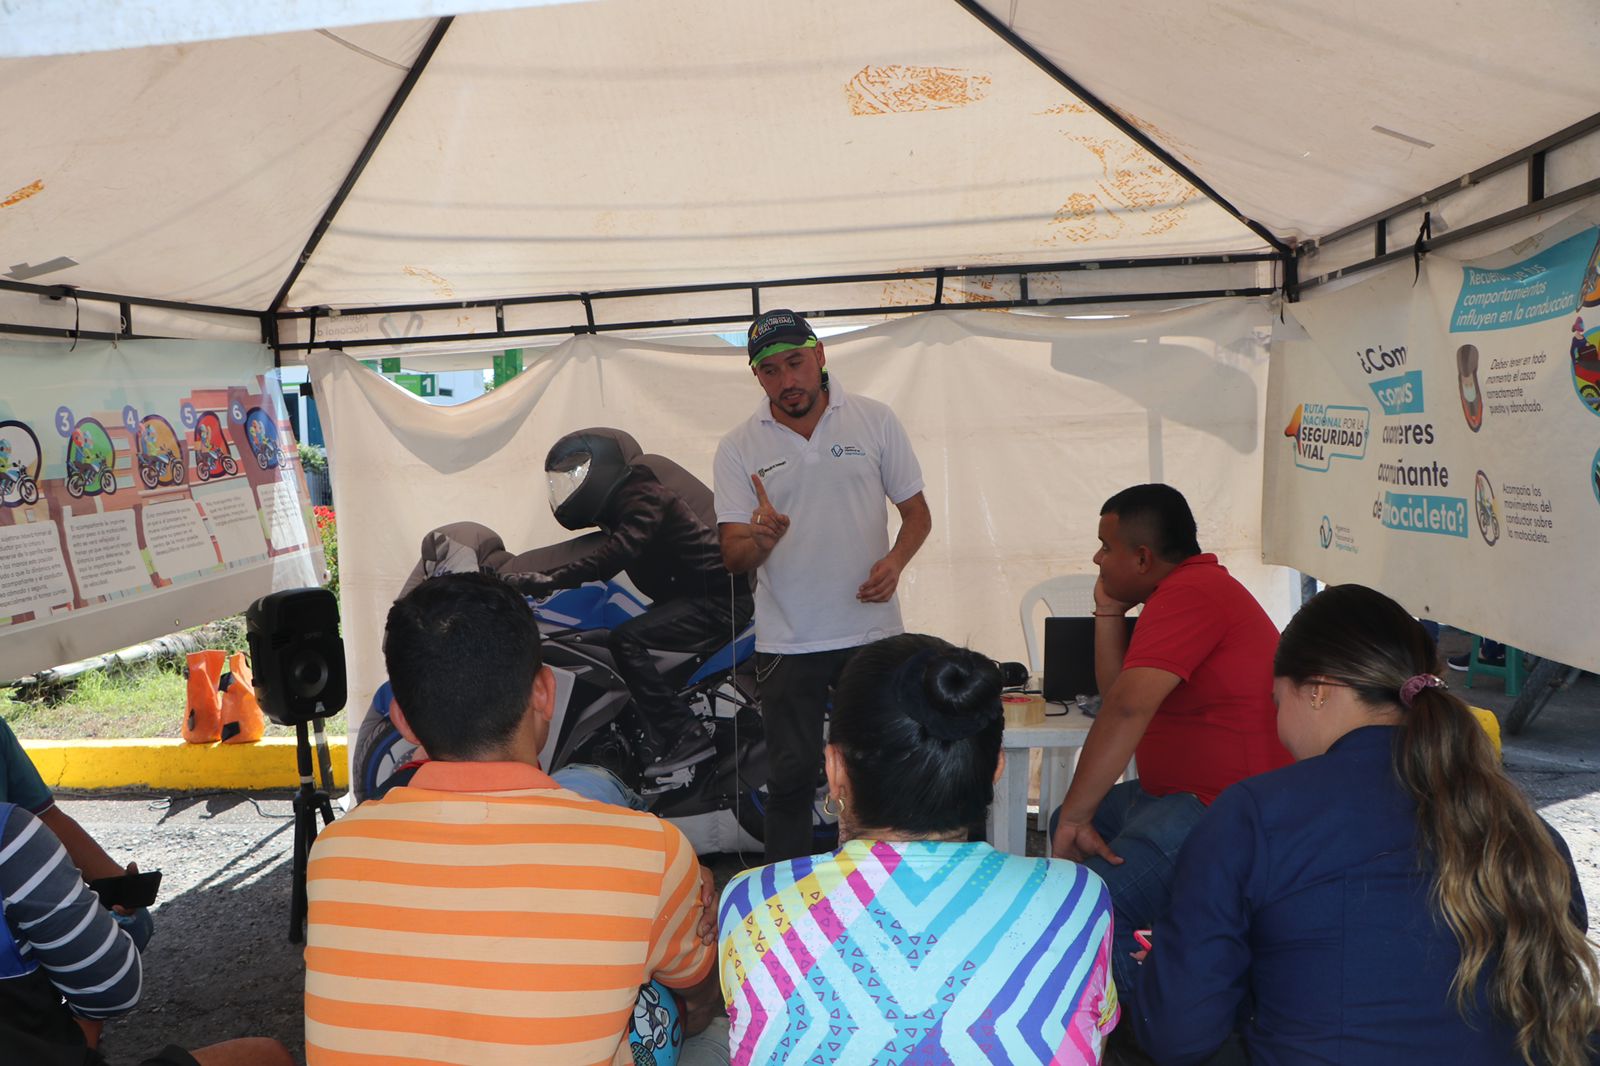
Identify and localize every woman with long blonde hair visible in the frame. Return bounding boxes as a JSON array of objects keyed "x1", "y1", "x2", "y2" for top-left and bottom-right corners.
[{"x1": 1134, "y1": 584, "x2": 1598, "y2": 1065}]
